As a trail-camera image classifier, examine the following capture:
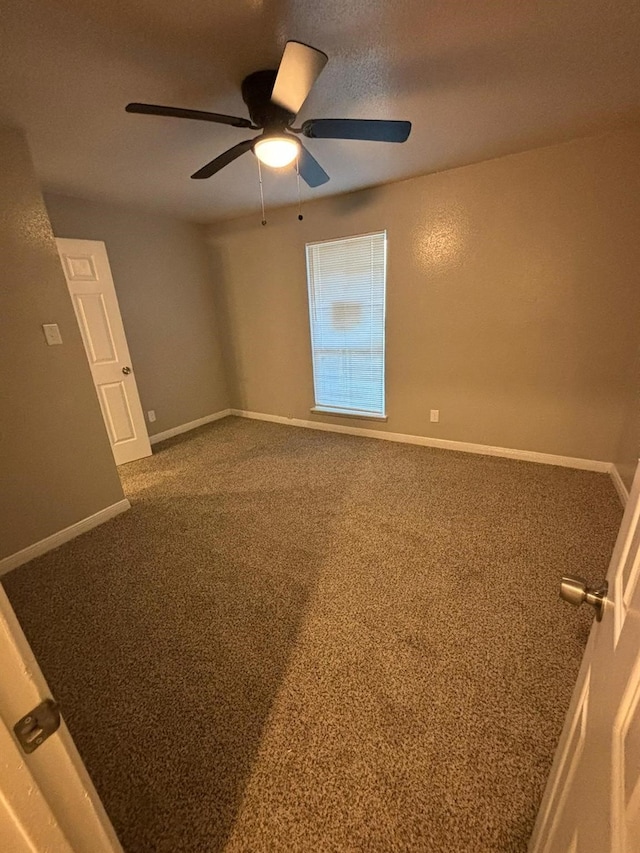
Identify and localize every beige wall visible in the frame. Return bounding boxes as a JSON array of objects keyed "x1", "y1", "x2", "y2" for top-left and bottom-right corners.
[
  {"x1": 44, "y1": 194, "x2": 229, "y2": 437},
  {"x1": 206, "y1": 130, "x2": 640, "y2": 462},
  {"x1": 0, "y1": 127, "x2": 124, "y2": 562}
]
